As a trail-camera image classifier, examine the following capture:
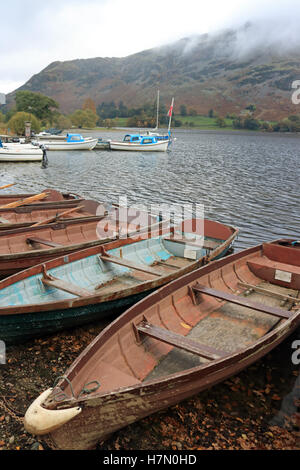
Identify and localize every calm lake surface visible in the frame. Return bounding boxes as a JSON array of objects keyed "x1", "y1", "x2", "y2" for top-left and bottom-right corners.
[{"x1": 0, "y1": 128, "x2": 299, "y2": 432}]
